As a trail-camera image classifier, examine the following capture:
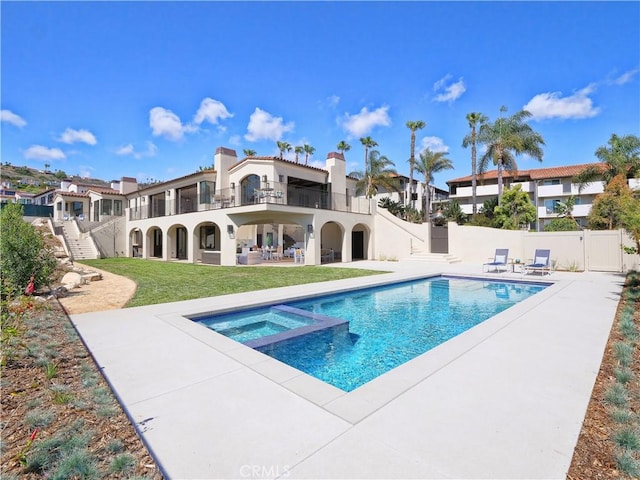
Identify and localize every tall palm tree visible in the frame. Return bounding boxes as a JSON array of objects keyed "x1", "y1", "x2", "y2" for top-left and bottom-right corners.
[
  {"x1": 462, "y1": 112, "x2": 488, "y2": 215},
  {"x1": 303, "y1": 144, "x2": 315, "y2": 165},
  {"x1": 350, "y1": 150, "x2": 400, "y2": 198},
  {"x1": 276, "y1": 141, "x2": 292, "y2": 160},
  {"x1": 477, "y1": 107, "x2": 545, "y2": 201},
  {"x1": 243, "y1": 149, "x2": 256, "y2": 157},
  {"x1": 414, "y1": 148, "x2": 454, "y2": 221},
  {"x1": 337, "y1": 140, "x2": 351, "y2": 157},
  {"x1": 406, "y1": 120, "x2": 426, "y2": 209},
  {"x1": 360, "y1": 137, "x2": 378, "y2": 190},
  {"x1": 574, "y1": 133, "x2": 640, "y2": 191},
  {"x1": 294, "y1": 146, "x2": 304, "y2": 163}
]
